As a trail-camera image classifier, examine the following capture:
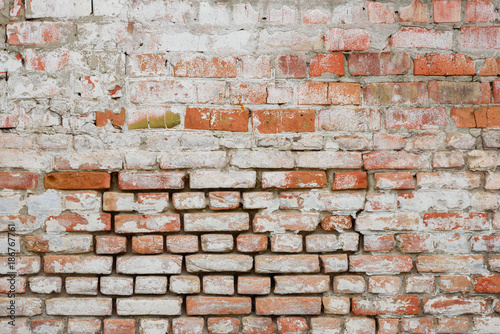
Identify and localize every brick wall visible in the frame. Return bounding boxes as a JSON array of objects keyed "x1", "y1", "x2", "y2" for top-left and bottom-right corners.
[{"x1": 1, "y1": 0, "x2": 500, "y2": 333}]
